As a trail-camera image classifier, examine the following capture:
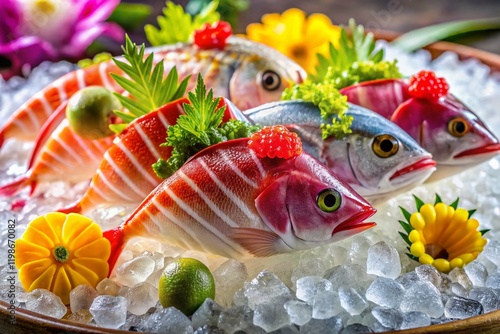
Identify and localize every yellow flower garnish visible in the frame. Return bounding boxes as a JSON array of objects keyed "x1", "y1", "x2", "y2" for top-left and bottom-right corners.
[
  {"x1": 15, "y1": 213, "x2": 111, "y2": 304},
  {"x1": 244, "y1": 8, "x2": 341, "y2": 74},
  {"x1": 399, "y1": 194, "x2": 489, "y2": 273}
]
